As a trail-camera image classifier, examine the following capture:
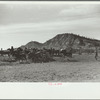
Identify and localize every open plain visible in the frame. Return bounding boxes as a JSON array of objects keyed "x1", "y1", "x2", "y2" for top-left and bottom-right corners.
[{"x1": 0, "y1": 53, "x2": 100, "y2": 82}]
